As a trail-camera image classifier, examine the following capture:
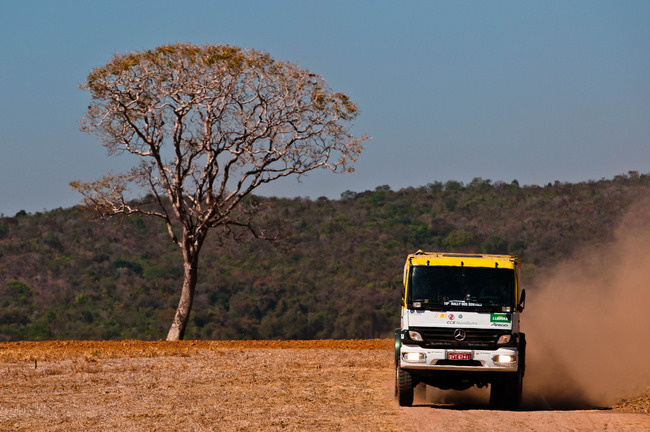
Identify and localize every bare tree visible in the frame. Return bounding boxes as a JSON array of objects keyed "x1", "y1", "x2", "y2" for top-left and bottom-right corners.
[{"x1": 71, "y1": 43, "x2": 367, "y2": 340}]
